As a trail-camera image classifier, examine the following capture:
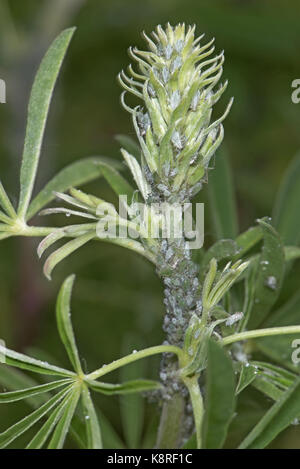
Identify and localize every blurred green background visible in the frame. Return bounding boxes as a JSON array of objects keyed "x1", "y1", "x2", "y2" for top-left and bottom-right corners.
[{"x1": 0, "y1": 0, "x2": 300, "y2": 448}]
